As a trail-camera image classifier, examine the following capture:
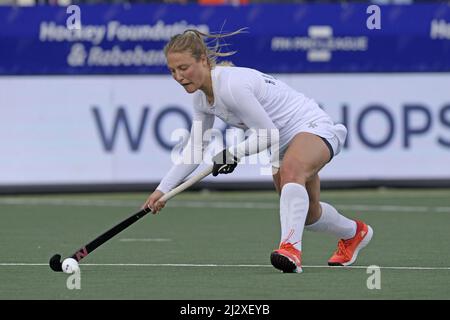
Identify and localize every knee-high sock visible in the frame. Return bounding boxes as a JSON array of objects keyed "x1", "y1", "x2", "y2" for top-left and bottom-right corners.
[
  {"x1": 279, "y1": 183, "x2": 309, "y2": 251},
  {"x1": 305, "y1": 202, "x2": 356, "y2": 240}
]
